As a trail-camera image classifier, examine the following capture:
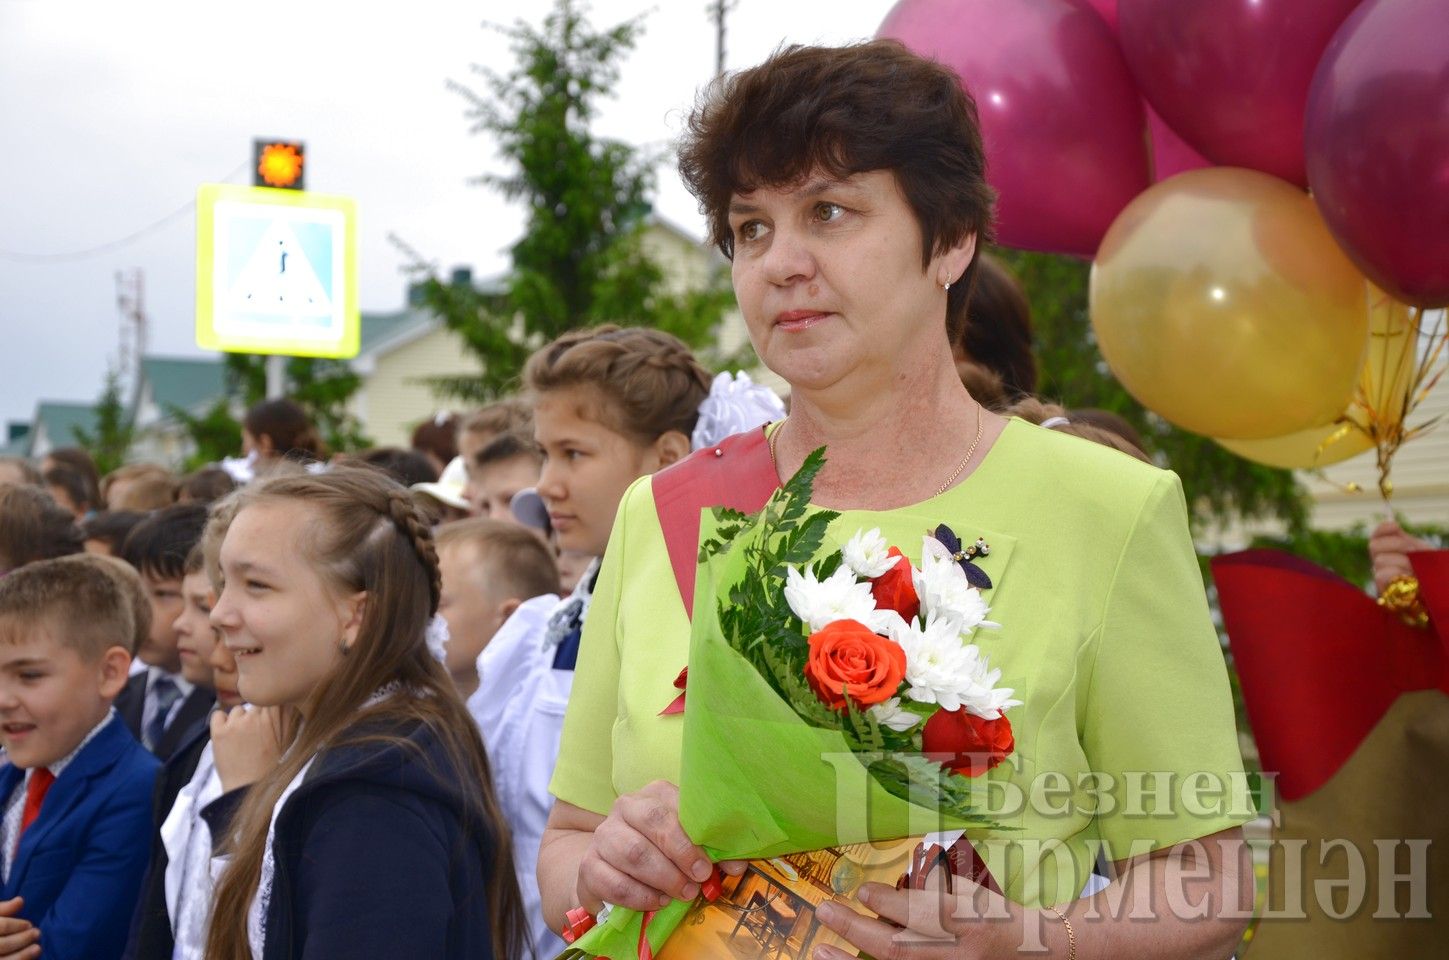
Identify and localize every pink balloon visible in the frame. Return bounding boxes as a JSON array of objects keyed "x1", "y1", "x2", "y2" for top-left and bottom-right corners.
[
  {"x1": 879, "y1": 0, "x2": 1149, "y2": 258},
  {"x1": 1083, "y1": 0, "x2": 1118, "y2": 29},
  {"x1": 1306, "y1": 0, "x2": 1449, "y2": 308},
  {"x1": 1148, "y1": 106, "x2": 1210, "y2": 182},
  {"x1": 1073, "y1": 0, "x2": 1210, "y2": 182},
  {"x1": 1118, "y1": 0, "x2": 1362, "y2": 187}
]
